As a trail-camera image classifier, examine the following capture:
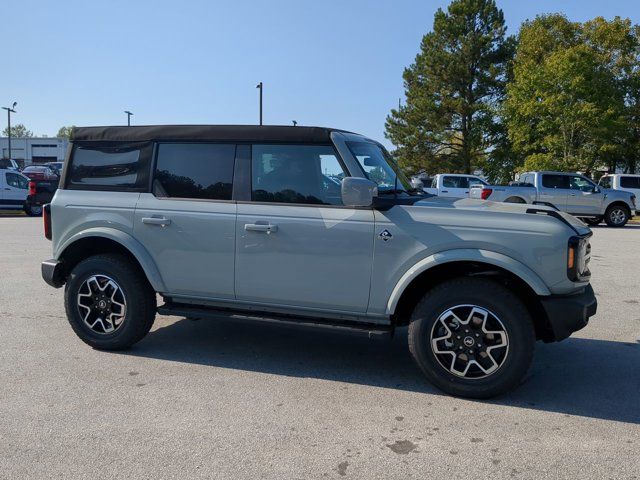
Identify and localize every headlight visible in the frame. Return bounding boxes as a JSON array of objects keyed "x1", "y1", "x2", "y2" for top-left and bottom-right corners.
[{"x1": 567, "y1": 235, "x2": 591, "y2": 281}]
